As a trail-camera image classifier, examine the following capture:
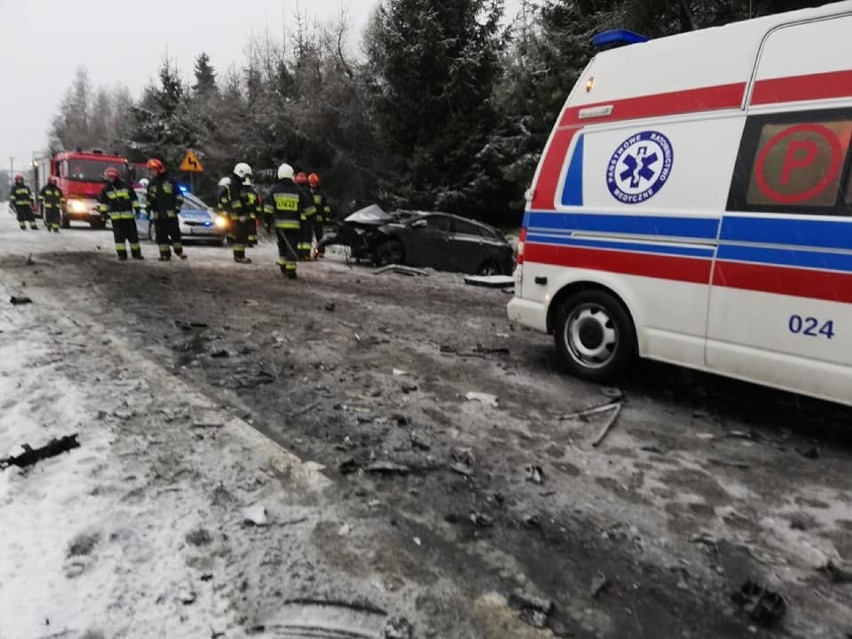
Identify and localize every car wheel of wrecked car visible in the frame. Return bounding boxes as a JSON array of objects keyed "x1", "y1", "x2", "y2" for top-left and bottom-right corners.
[
  {"x1": 554, "y1": 290, "x2": 636, "y2": 383},
  {"x1": 374, "y1": 240, "x2": 405, "y2": 266},
  {"x1": 476, "y1": 259, "x2": 502, "y2": 276}
]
